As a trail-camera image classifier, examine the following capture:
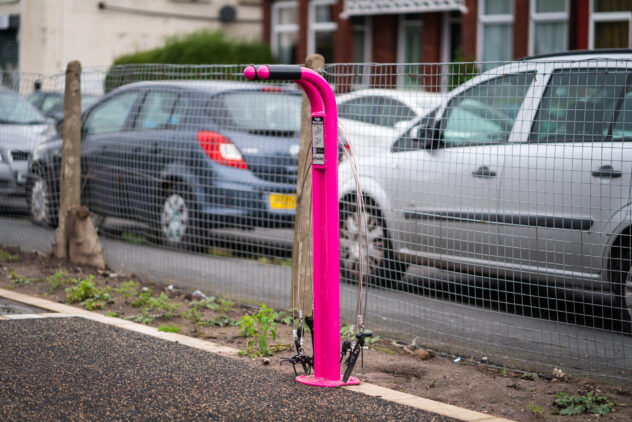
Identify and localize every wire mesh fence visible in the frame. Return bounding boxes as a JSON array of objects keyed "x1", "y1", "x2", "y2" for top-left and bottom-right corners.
[{"x1": 2, "y1": 58, "x2": 632, "y2": 383}]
